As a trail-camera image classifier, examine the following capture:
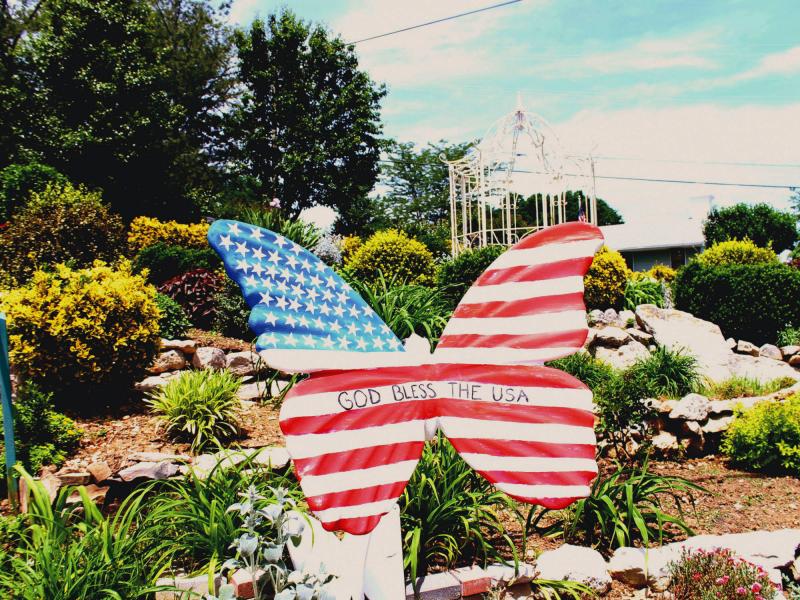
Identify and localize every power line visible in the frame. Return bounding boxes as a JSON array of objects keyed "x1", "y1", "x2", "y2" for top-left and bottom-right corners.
[
  {"x1": 584, "y1": 155, "x2": 800, "y2": 169},
  {"x1": 347, "y1": 0, "x2": 522, "y2": 45}
]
